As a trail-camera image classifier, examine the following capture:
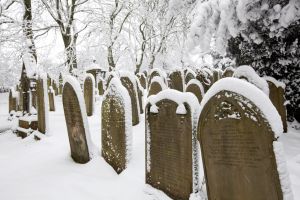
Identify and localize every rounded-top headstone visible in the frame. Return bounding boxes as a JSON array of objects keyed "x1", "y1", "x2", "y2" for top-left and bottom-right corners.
[
  {"x1": 198, "y1": 78, "x2": 291, "y2": 200},
  {"x1": 169, "y1": 70, "x2": 184, "y2": 92},
  {"x1": 185, "y1": 79, "x2": 204, "y2": 104},
  {"x1": 148, "y1": 76, "x2": 167, "y2": 97},
  {"x1": 222, "y1": 67, "x2": 235, "y2": 77}
]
